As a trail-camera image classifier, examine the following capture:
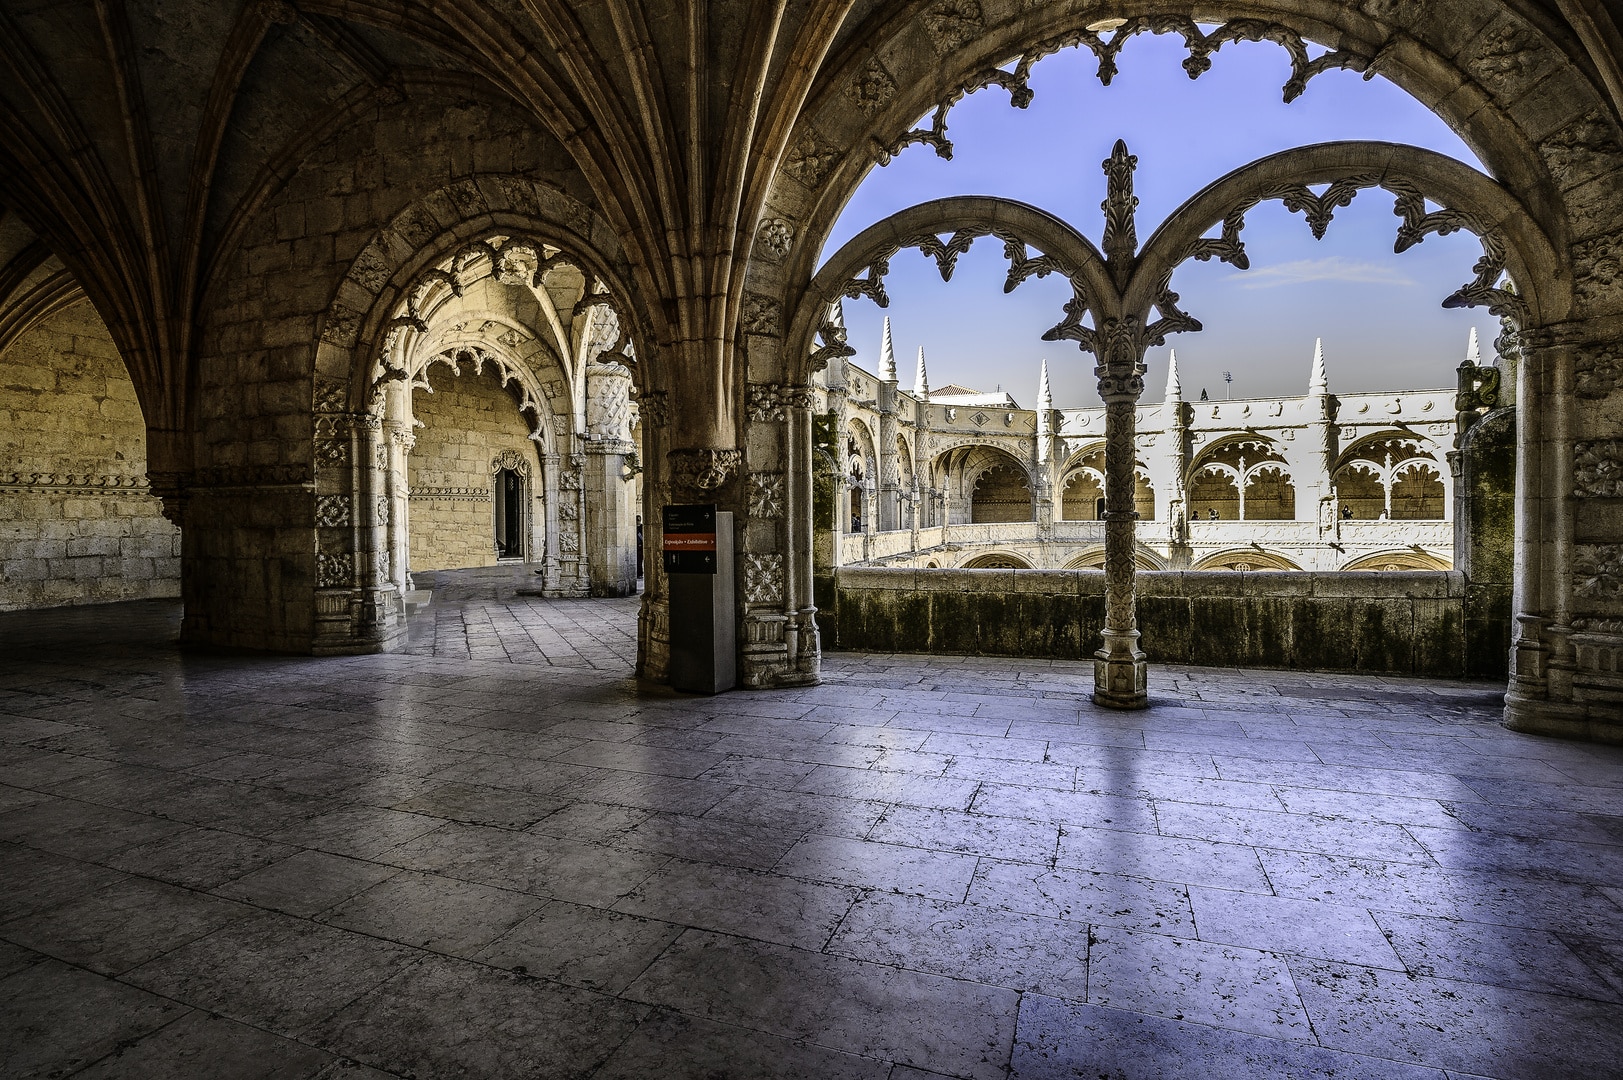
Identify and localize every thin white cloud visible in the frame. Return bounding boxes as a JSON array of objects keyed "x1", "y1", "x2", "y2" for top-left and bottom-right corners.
[{"x1": 1235, "y1": 256, "x2": 1418, "y2": 289}]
